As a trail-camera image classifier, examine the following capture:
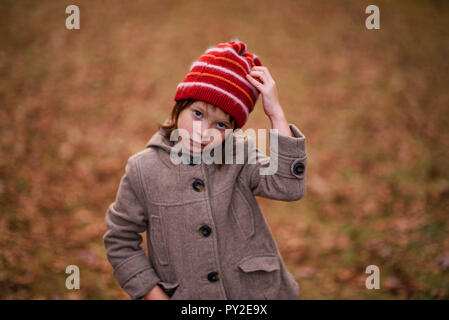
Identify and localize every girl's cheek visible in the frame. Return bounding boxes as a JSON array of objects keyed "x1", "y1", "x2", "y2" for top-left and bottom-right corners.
[{"x1": 212, "y1": 136, "x2": 225, "y2": 149}]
